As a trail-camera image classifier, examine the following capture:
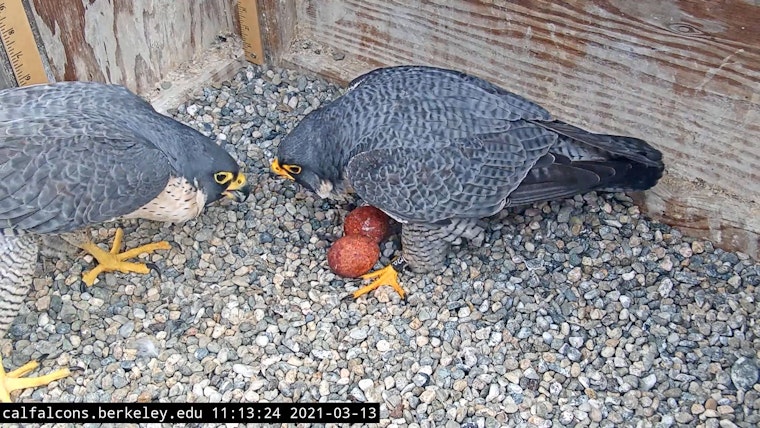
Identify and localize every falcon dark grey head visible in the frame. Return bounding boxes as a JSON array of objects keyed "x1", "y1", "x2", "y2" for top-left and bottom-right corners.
[
  {"x1": 201, "y1": 154, "x2": 250, "y2": 205},
  {"x1": 271, "y1": 112, "x2": 345, "y2": 199},
  {"x1": 154, "y1": 119, "x2": 251, "y2": 205},
  {"x1": 195, "y1": 139, "x2": 251, "y2": 205}
]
